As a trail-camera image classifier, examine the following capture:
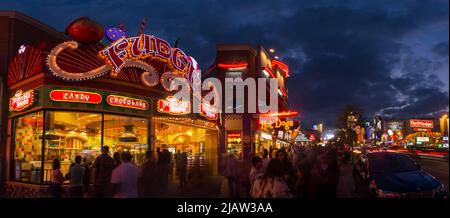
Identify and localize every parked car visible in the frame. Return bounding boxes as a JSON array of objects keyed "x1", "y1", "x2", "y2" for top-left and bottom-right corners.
[{"x1": 353, "y1": 152, "x2": 447, "y2": 198}]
